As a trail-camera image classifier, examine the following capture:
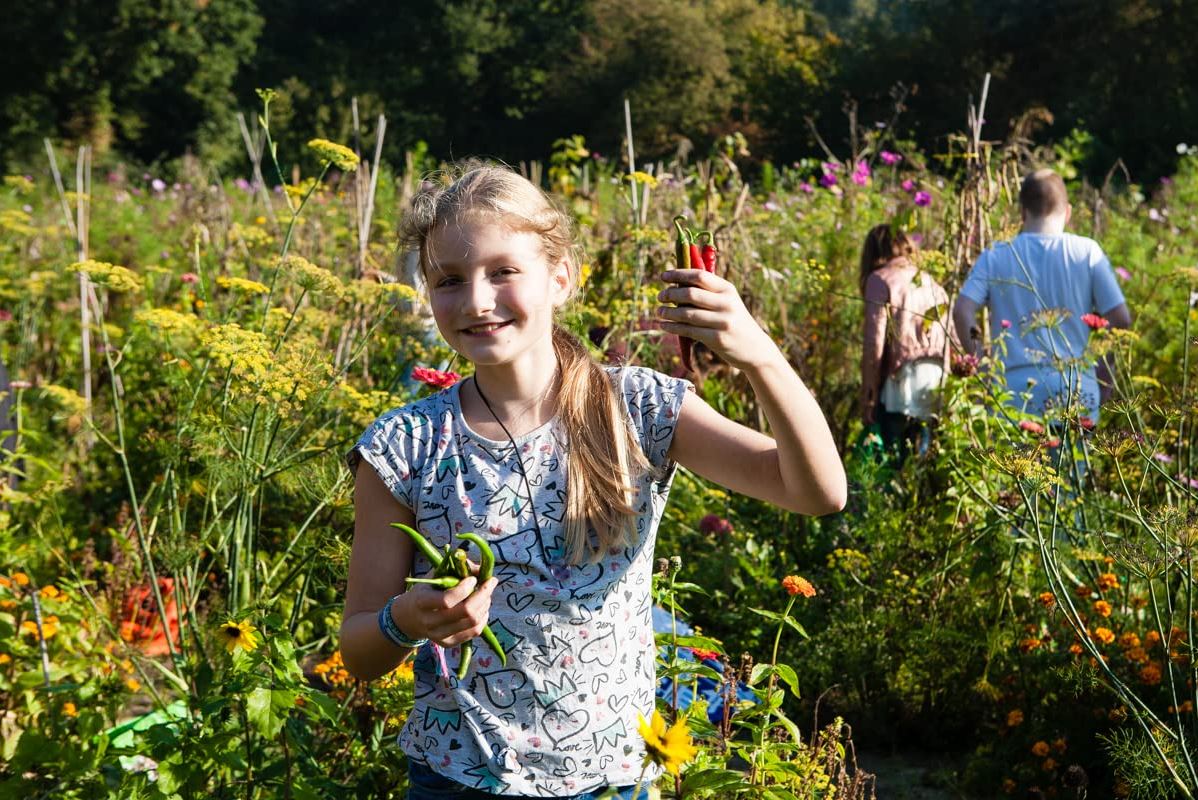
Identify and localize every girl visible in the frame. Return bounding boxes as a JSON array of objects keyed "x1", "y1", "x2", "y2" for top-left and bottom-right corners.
[
  {"x1": 340, "y1": 164, "x2": 845, "y2": 799},
  {"x1": 858, "y1": 224, "x2": 953, "y2": 462}
]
